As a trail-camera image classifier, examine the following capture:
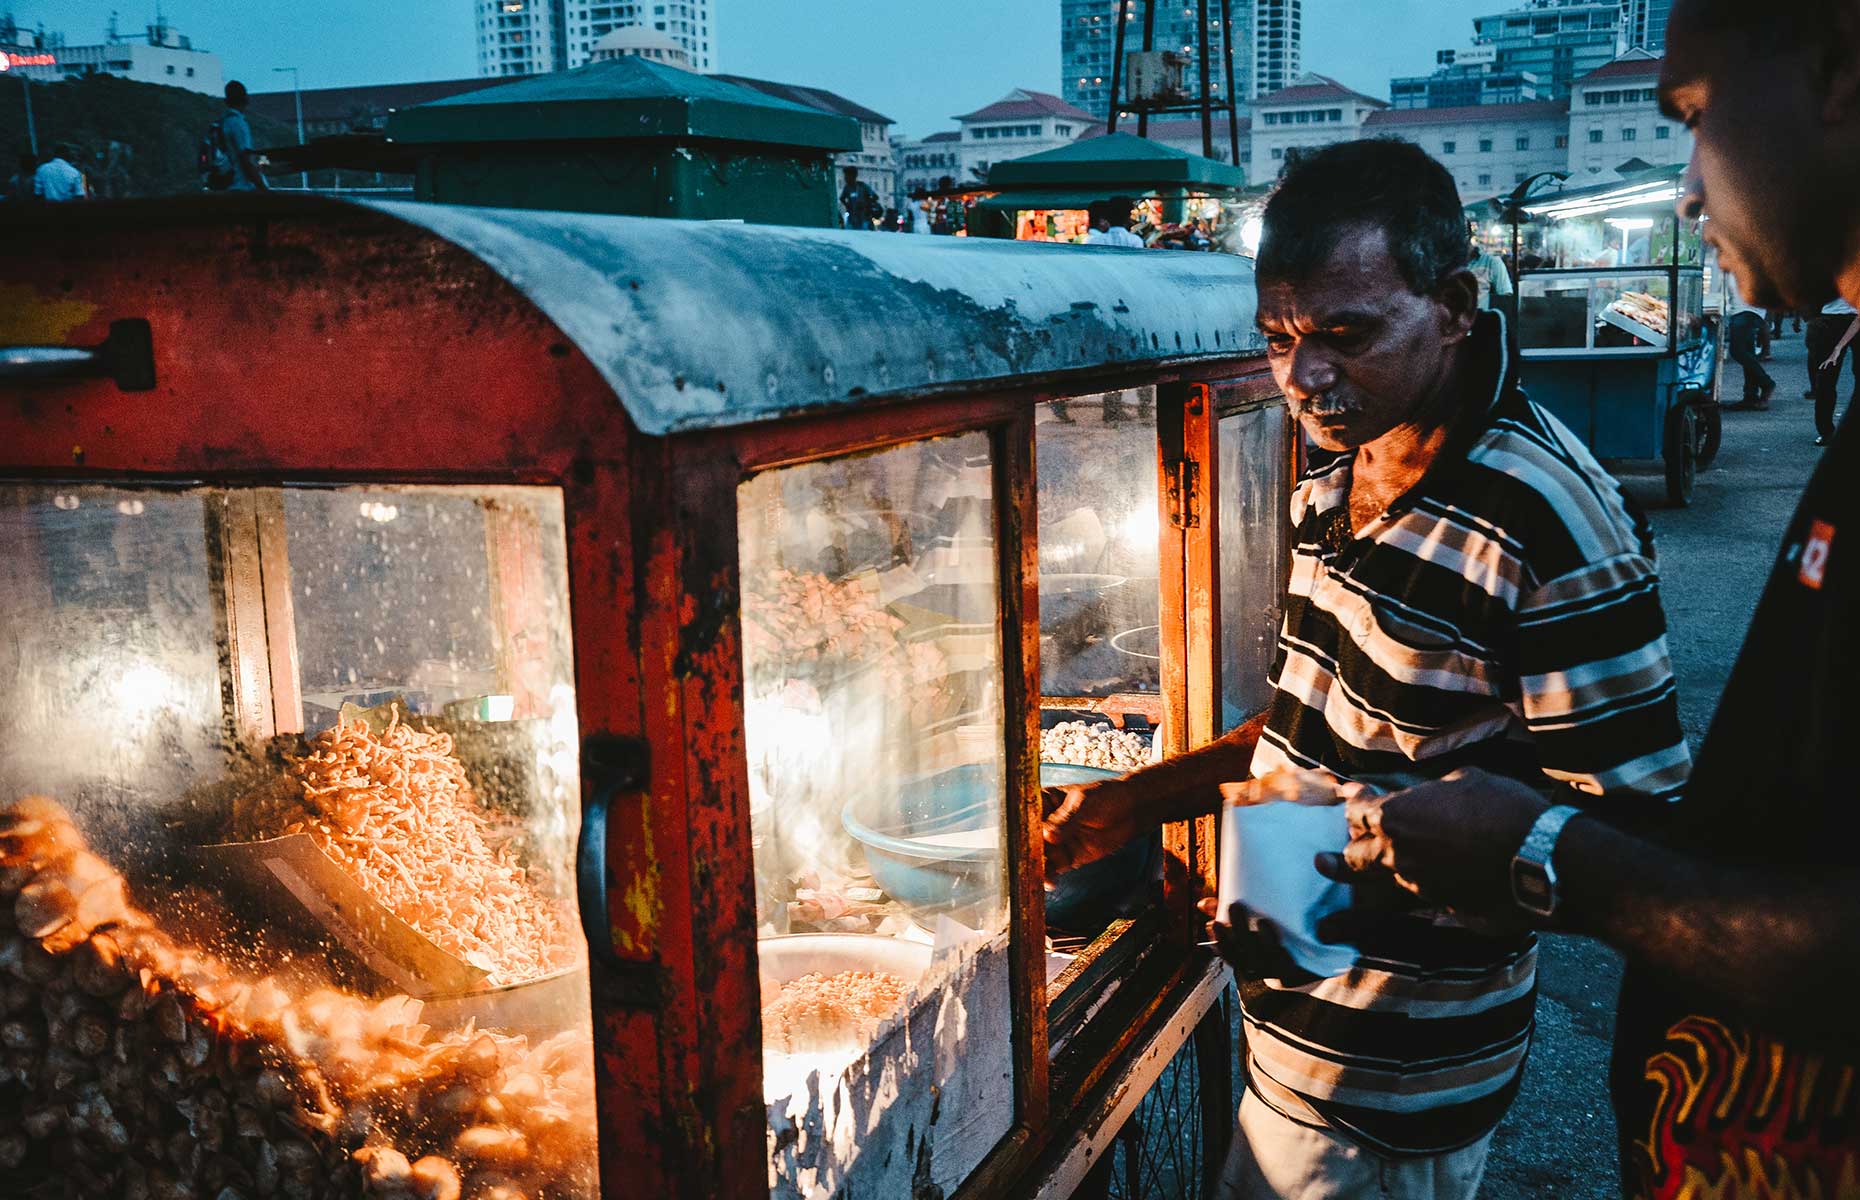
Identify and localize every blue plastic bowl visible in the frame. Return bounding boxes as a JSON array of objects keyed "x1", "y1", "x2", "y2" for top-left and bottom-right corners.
[{"x1": 843, "y1": 762, "x2": 1146, "y2": 919}]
